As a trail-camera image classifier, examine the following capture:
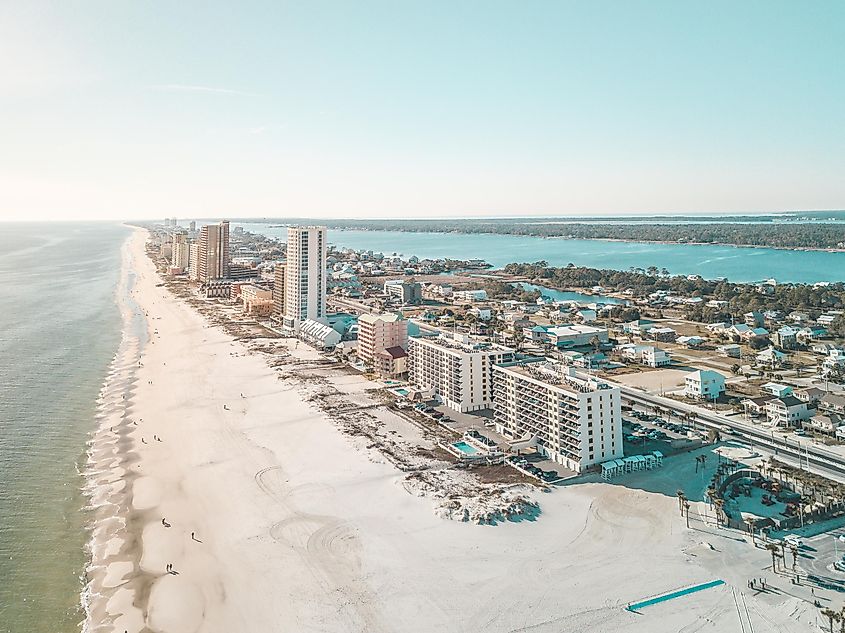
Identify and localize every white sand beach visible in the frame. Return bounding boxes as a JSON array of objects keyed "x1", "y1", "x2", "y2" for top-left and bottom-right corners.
[{"x1": 81, "y1": 227, "x2": 826, "y2": 632}]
